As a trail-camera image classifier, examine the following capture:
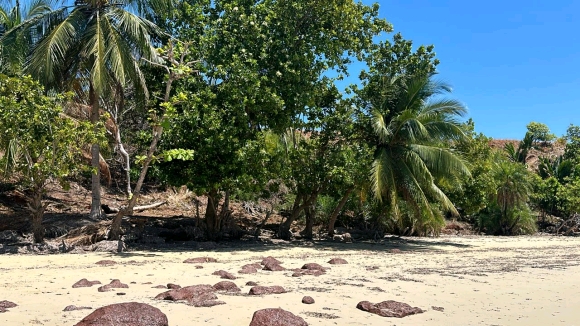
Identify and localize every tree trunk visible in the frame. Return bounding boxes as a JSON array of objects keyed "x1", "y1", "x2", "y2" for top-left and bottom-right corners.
[
  {"x1": 89, "y1": 85, "x2": 102, "y2": 219},
  {"x1": 279, "y1": 191, "x2": 320, "y2": 240},
  {"x1": 328, "y1": 187, "x2": 353, "y2": 236},
  {"x1": 205, "y1": 189, "x2": 220, "y2": 240},
  {"x1": 279, "y1": 194, "x2": 304, "y2": 240},
  {"x1": 29, "y1": 188, "x2": 45, "y2": 243},
  {"x1": 302, "y1": 205, "x2": 315, "y2": 240}
]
